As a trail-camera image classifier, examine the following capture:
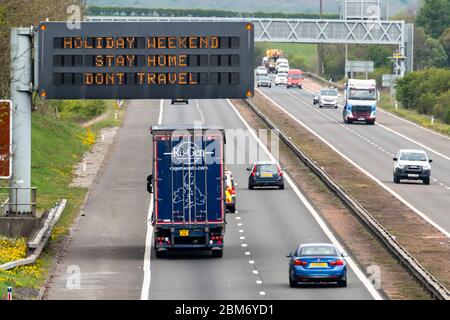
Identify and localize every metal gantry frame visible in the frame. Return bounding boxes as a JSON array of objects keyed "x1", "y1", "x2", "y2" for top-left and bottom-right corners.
[{"x1": 86, "y1": 16, "x2": 413, "y2": 74}]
